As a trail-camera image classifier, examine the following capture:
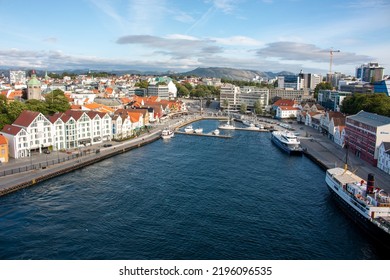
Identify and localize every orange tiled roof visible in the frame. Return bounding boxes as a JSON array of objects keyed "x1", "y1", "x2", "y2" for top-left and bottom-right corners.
[
  {"x1": 279, "y1": 106, "x2": 299, "y2": 110},
  {"x1": 0, "y1": 134, "x2": 8, "y2": 145},
  {"x1": 127, "y1": 112, "x2": 142, "y2": 123},
  {"x1": 273, "y1": 99, "x2": 296, "y2": 107}
]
